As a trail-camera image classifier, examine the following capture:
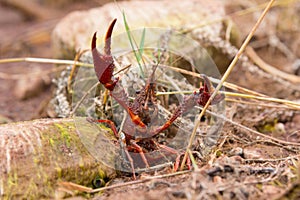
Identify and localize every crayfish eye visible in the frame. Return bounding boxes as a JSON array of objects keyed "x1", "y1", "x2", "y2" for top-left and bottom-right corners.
[{"x1": 136, "y1": 90, "x2": 141, "y2": 94}]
